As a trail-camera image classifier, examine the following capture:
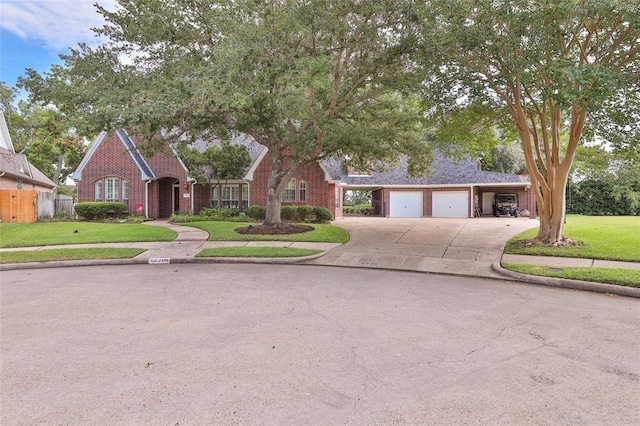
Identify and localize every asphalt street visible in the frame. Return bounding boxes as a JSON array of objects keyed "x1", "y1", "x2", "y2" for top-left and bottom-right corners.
[{"x1": 1, "y1": 264, "x2": 639, "y2": 425}]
